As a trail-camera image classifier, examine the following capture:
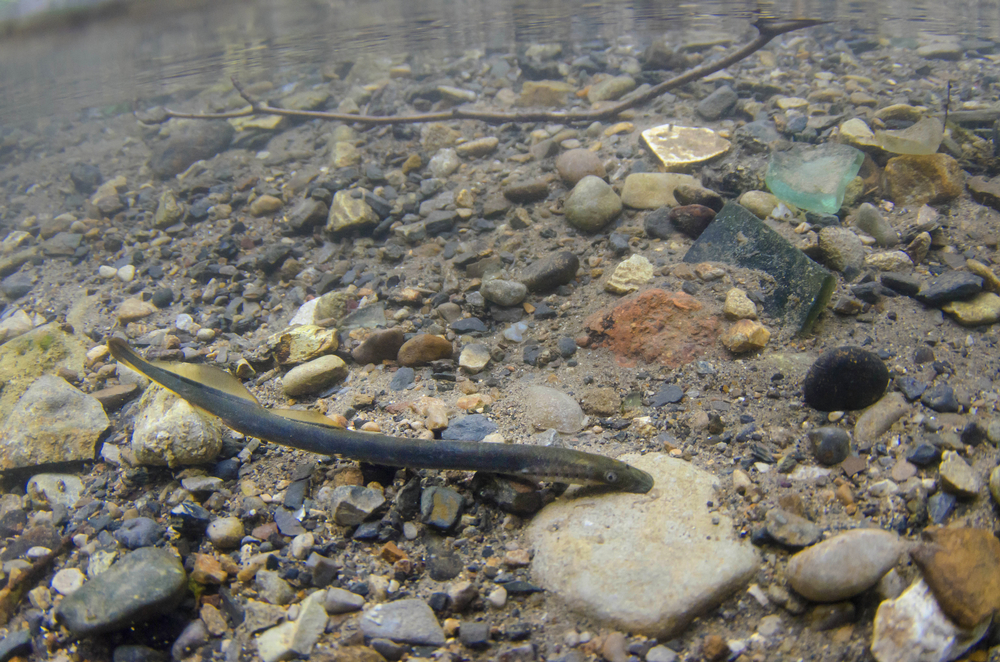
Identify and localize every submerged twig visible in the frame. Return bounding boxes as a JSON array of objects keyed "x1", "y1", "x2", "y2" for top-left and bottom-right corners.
[{"x1": 139, "y1": 18, "x2": 825, "y2": 127}]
